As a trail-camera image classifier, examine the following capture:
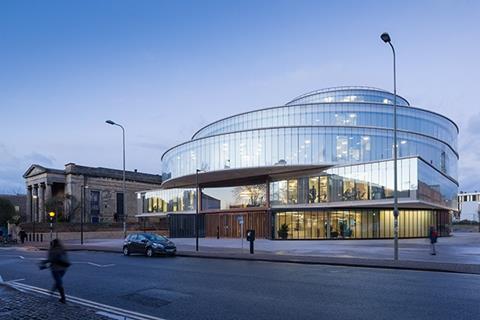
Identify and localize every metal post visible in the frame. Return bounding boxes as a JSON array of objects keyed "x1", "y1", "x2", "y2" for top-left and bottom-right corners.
[
  {"x1": 105, "y1": 120, "x2": 127, "y2": 238},
  {"x1": 391, "y1": 41, "x2": 399, "y2": 261},
  {"x1": 195, "y1": 169, "x2": 200, "y2": 252},
  {"x1": 50, "y1": 222, "x2": 53, "y2": 242},
  {"x1": 381, "y1": 32, "x2": 399, "y2": 261},
  {"x1": 32, "y1": 195, "x2": 37, "y2": 242},
  {"x1": 81, "y1": 185, "x2": 84, "y2": 245},
  {"x1": 121, "y1": 126, "x2": 127, "y2": 238},
  {"x1": 241, "y1": 221, "x2": 244, "y2": 251}
]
